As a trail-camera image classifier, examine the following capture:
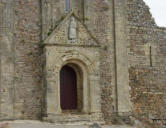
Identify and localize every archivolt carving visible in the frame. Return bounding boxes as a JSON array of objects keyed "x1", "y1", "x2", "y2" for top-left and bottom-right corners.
[{"x1": 60, "y1": 51, "x2": 95, "y2": 73}]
